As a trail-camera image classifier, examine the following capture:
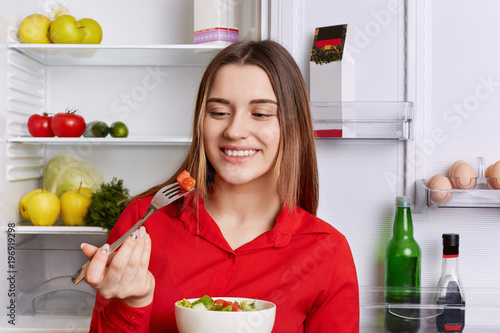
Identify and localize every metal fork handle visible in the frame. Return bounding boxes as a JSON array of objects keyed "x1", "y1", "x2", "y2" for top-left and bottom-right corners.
[
  {"x1": 71, "y1": 206, "x2": 155, "y2": 285},
  {"x1": 109, "y1": 205, "x2": 155, "y2": 253}
]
